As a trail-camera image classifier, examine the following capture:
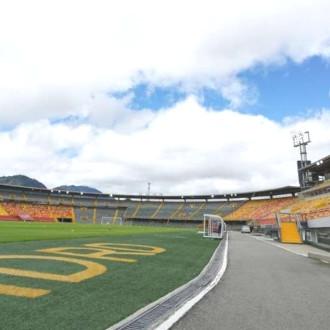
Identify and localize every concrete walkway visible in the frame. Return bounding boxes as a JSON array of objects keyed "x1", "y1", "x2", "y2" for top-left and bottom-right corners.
[
  {"x1": 251, "y1": 234, "x2": 330, "y2": 259},
  {"x1": 173, "y1": 231, "x2": 330, "y2": 330}
]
